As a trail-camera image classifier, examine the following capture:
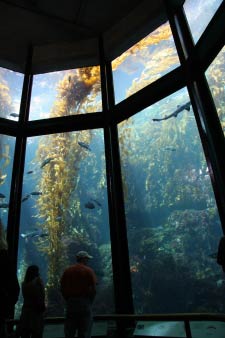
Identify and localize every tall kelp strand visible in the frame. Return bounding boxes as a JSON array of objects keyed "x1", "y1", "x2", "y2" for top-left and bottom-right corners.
[
  {"x1": 34, "y1": 67, "x2": 101, "y2": 309},
  {"x1": 0, "y1": 73, "x2": 12, "y2": 182},
  {"x1": 0, "y1": 71, "x2": 12, "y2": 117}
]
